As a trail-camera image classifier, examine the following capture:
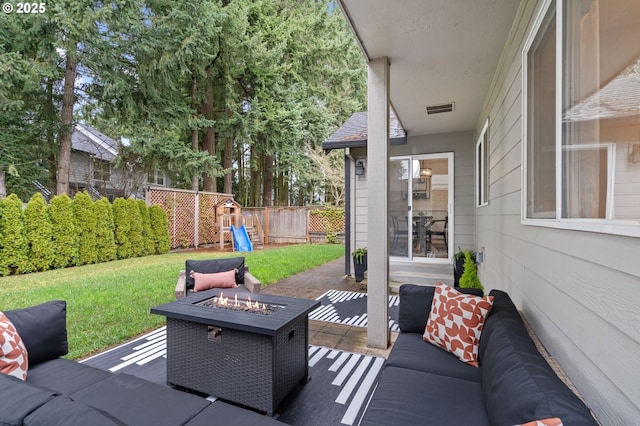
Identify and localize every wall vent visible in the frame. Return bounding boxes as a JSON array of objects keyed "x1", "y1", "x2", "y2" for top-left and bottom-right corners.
[{"x1": 426, "y1": 102, "x2": 455, "y2": 115}]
